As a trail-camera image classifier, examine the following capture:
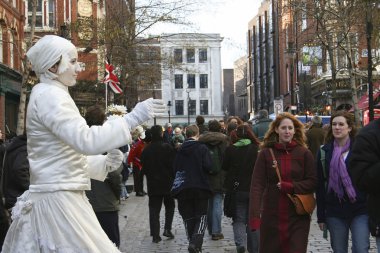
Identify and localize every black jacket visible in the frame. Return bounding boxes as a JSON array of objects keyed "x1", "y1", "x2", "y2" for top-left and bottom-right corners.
[
  {"x1": 198, "y1": 131, "x2": 229, "y2": 192},
  {"x1": 349, "y1": 119, "x2": 380, "y2": 223},
  {"x1": 171, "y1": 138, "x2": 212, "y2": 197},
  {"x1": 3, "y1": 134, "x2": 29, "y2": 209},
  {"x1": 141, "y1": 140, "x2": 176, "y2": 196}
]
